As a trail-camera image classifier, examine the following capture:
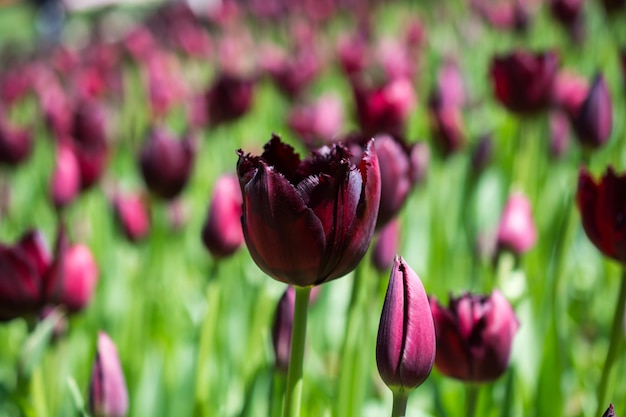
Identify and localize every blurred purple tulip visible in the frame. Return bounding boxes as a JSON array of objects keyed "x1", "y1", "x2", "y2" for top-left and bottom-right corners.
[
  {"x1": 552, "y1": 70, "x2": 589, "y2": 116},
  {"x1": 428, "y1": 99, "x2": 466, "y2": 157},
  {"x1": 490, "y1": 49, "x2": 559, "y2": 115},
  {"x1": 201, "y1": 174, "x2": 244, "y2": 259},
  {"x1": 470, "y1": 134, "x2": 494, "y2": 174},
  {"x1": 89, "y1": 332, "x2": 129, "y2": 417},
  {"x1": 288, "y1": 93, "x2": 344, "y2": 149},
  {"x1": 472, "y1": 0, "x2": 531, "y2": 32},
  {"x1": 0, "y1": 119, "x2": 32, "y2": 167},
  {"x1": 603, "y1": 404, "x2": 616, "y2": 417},
  {"x1": 112, "y1": 192, "x2": 151, "y2": 243},
  {"x1": 204, "y1": 72, "x2": 255, "y2": 127},
  {"x1": 337, "y1": 34, "x2": 369, "y2": 78},
  {"x1": 267, "y1": 48, "x2": 321, "y2": 101},
  {"x1": 50, "y1": 141, "x2": 81, "y2": 209},
  {"x1": 0, "y1": 243, "x2": 44, "y2": 321},
  {"x1": 376, "y1": 255, "x2": 435, "y2": 391},
  {"x1": 139, "y1": 128, "x2": 195, "y2": 200},
  {"x1": 430, "y1": 290, "x2": 519, "y2": 383},
  {"x1": 550, "y1": 0, "x2": 584, "y2": 41},
  {"x1": 549, "y1": 110, "x2": 571, "y2": 158},
  {"x1": 237, "y1": 134, "x2": 380, "y2": 287},
  {"x1": 570, "y1": 74, "x2": 612, "y2": 150},
  {"x1": 496, "y1": 192, "x2": 537, "y2": 256},
  {"x1": 577, "y1": 167, "x2": 626, "y2": 265},
  {"x1": 372, "y1": 218, "x2": 400, "y2": 272}
]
